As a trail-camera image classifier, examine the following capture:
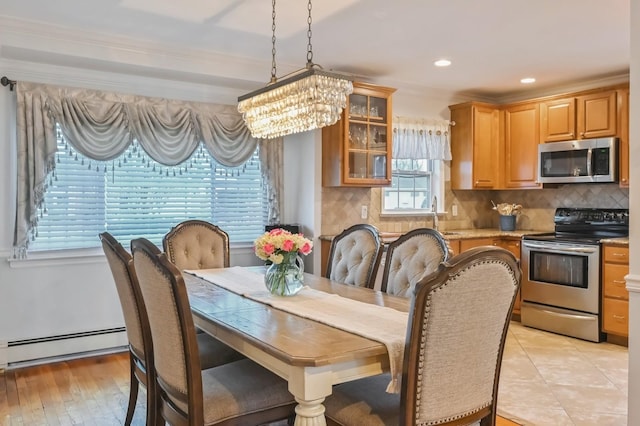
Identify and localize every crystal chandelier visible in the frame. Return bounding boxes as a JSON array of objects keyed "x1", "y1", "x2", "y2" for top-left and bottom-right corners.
[{"x1": 238, "y1": 0, "x2": 353, "y2": 139}]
